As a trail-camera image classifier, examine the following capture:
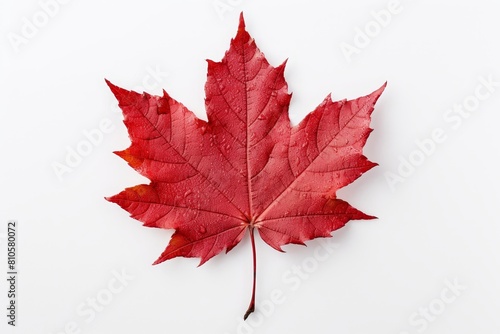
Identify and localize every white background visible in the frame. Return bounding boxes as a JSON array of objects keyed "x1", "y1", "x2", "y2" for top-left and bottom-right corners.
[{"x1": 1, "y1": 0, "x2": 500, "y2": 333}]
